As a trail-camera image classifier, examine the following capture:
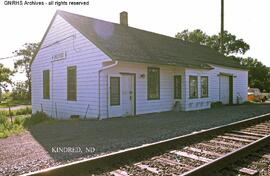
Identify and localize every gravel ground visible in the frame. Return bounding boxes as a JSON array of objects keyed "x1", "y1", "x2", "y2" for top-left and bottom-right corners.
[
  {"x1": 217, "y1": 145, "x2": 270, "y2": 175},
  {"x1": 0, "y1": 104, "x2": 270, "y2": 175}
]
